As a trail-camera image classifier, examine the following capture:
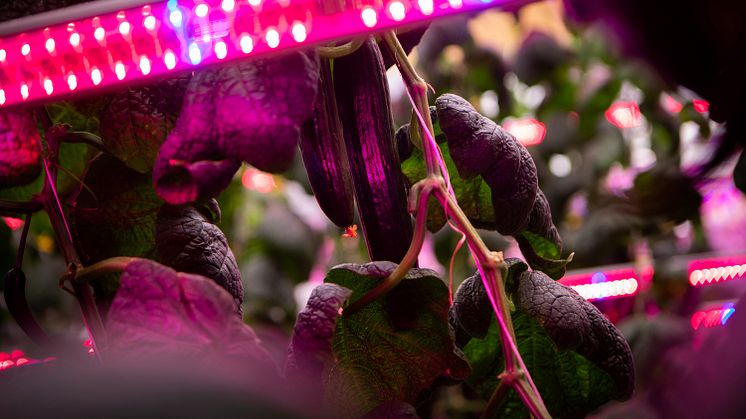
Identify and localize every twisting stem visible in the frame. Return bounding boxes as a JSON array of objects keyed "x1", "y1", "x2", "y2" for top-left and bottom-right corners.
[
  {"x1": 380, "y1": 33, "x2": 550, "y2": 418},
  {"x1": 37, "y1": 108, "x2": 107, "y2": 360},
  {"x1": 75, "y1": 257, "x2": 135, "y2": 284},
  {"x1": 318, "y1": 37, "x2": 366, "y2": 58}
]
